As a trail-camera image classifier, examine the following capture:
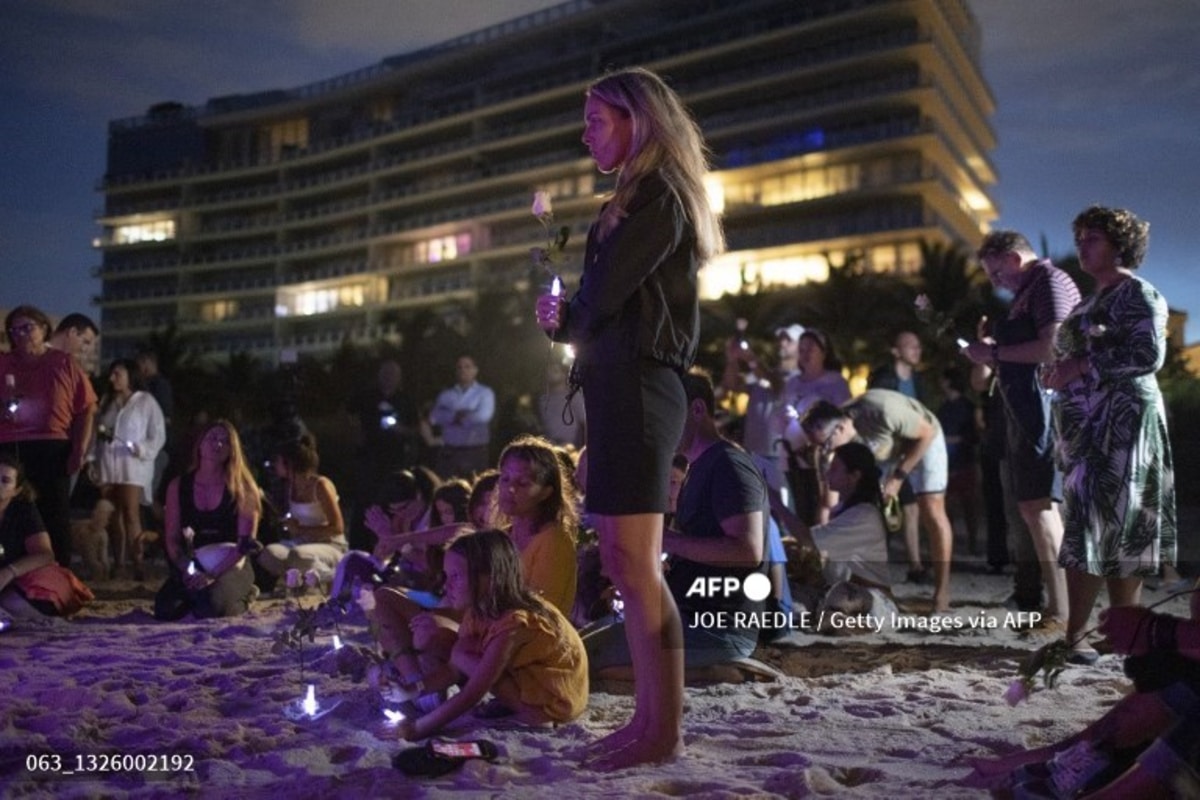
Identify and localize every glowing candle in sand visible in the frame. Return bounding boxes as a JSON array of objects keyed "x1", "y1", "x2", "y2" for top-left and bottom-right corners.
[
  {"x1": 383, "y1": 708, "x2": 405, "y2": 725},
  {"x1": 187, "y1": 560, "x2": 197, "y2": 576},
  {"x1": 331, "y1": 634, "x2": 343, "y2": 651},
  {"x1": 303, "y1": 684, "x2": 318, "y2": 717}
]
